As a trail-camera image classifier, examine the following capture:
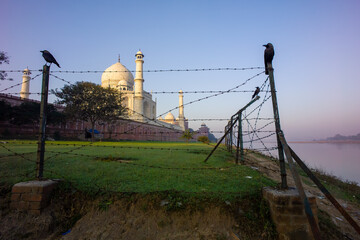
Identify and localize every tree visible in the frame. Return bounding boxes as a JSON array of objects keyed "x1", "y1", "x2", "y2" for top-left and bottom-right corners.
[
  {"x1": 10, "y1": 102, "x2": 40, "y2": 128},
  {"x1": 197, "y1": 135, "x2": 210, "y2": 144},
  {"x1": 0, "y1": 100, "x2": 12, "y2": 121},
  {"x1": 181, "y1": 129, "x2": 194, "y2": 143},
  {"x1": 52, "y1": 81, "x2": 126, "y2": 141},
  {"x1": 0, "y1": 51, "x2": 10, "y2": 81}
]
